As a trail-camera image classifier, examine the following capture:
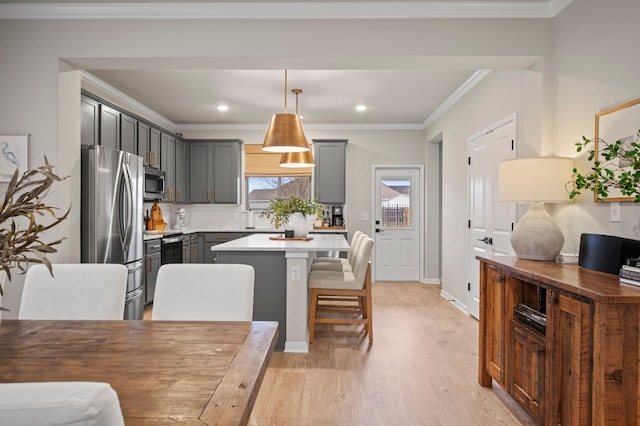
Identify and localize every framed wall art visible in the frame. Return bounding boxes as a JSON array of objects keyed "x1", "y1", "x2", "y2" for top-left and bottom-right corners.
[
  {"x1": 594, "y1": 97, "x2": 640, "y2": 202},
  {"x1": 0, "y1": 135, "x2": 29, "y2": 182}
]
